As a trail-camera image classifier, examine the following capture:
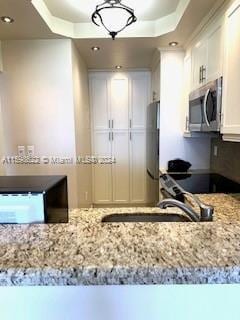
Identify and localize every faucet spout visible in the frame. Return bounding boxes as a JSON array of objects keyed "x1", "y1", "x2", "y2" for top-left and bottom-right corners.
[{"x1": 158, "y1": 199, "x2": 200, "y2": 222}]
